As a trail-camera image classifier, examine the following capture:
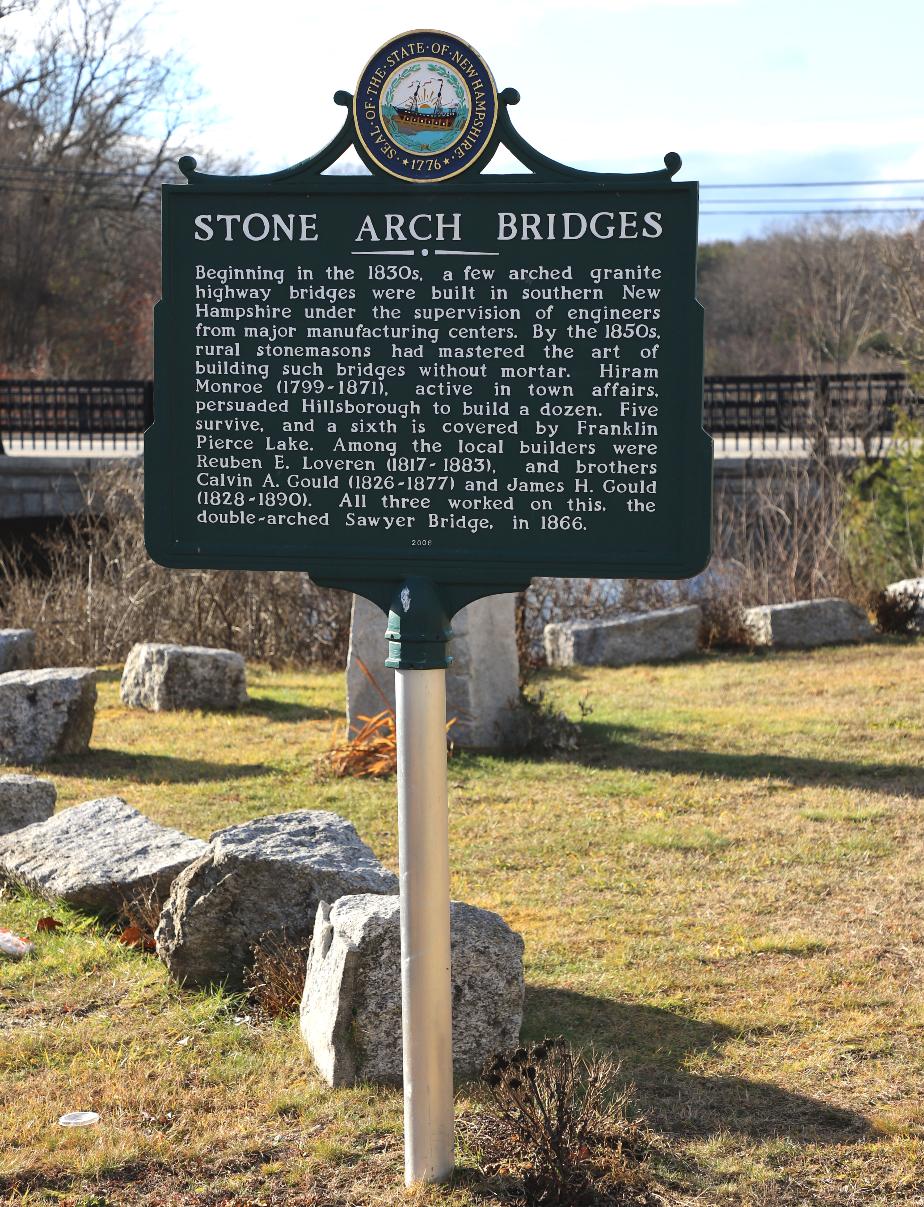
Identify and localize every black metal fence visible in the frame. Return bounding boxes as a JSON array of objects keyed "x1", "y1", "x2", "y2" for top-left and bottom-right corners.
[
  {"x1": 0, "y1": 373, "x2": 919, "y2": 456},
  {"x1": 704, "y1": 372, "x2": 919, "y2": 456},
  {"x1": 0, "y1": 380, "x2": 152, "y2": 453}
]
